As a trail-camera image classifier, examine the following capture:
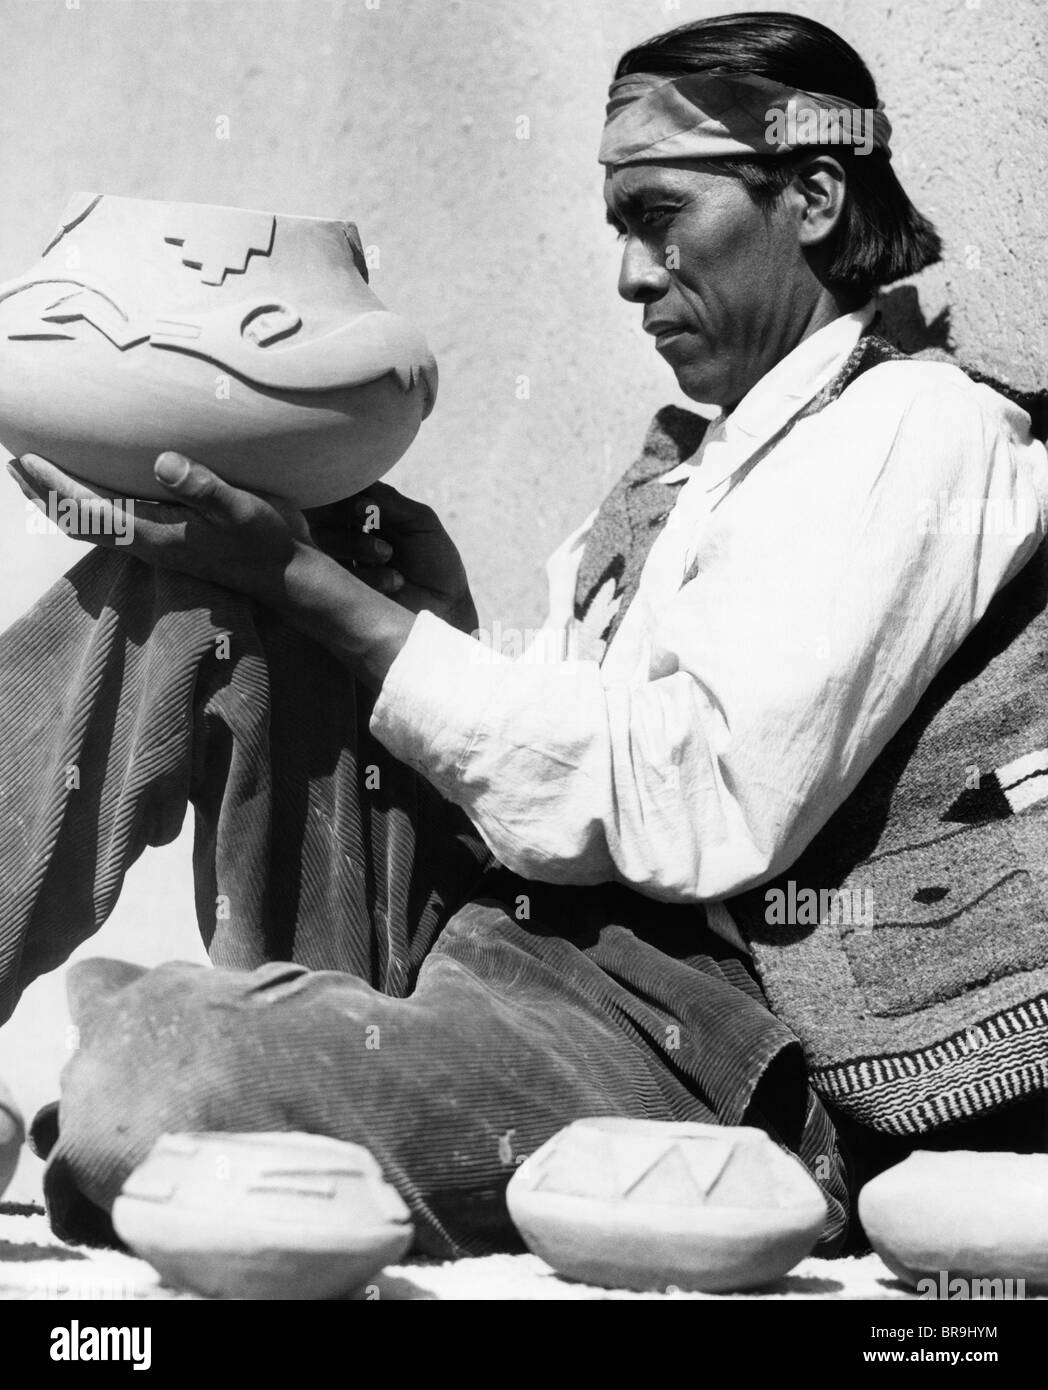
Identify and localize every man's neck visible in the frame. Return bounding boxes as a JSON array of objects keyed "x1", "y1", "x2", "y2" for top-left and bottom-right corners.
[{"x1": 720, "y1": 289, "x2": 861, "y2": 417}]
